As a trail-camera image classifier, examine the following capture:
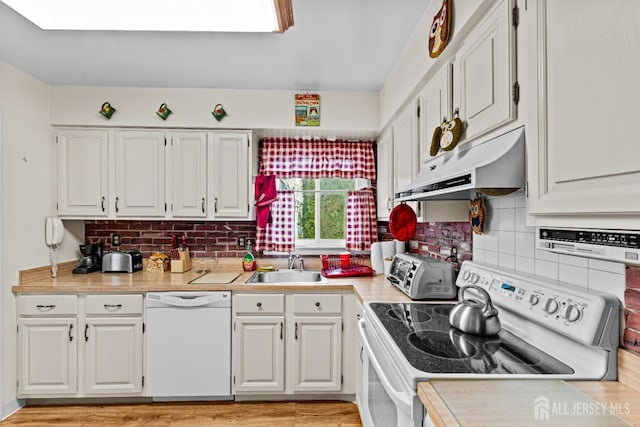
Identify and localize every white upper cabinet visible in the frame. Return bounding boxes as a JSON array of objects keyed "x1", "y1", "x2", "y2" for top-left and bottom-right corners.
[
  {"x1": 418, "y1": 63, "x2": 452, "y2": 165},
  {"x1": 454, "y1": 0, "x2": 517, "y2": 143},
  {"x1": 114, "y1": 130, "x2": 167, "y2": 217},
  {"x1": 57, "y1": 130, "x2": 109, "y2": 217},
  {"x1": 392, "y1": 103, "x2": 421, "y2": 215},
  {"x1": 209, "y1": 132, "x2": 252, "y2": 219},
  {"x1": 524, "y1": 0, "x2": 640, "y2": 228},
  {"x1": 376, "y1": 129, "x2": 394, "y2": 220},
  {"x1": 56, "y1": 128, "x2": 253, "y2": 220},
  {"x1": 170, "y1": 132, "x2": 208, "y2": 218}
]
